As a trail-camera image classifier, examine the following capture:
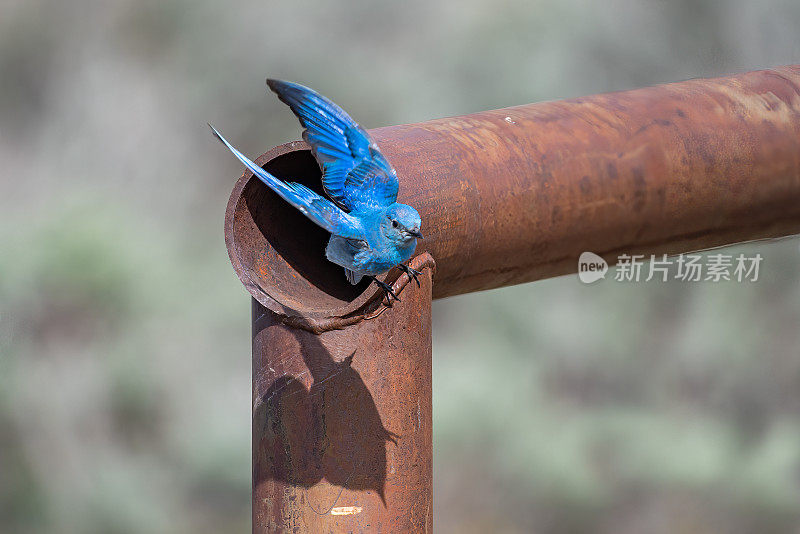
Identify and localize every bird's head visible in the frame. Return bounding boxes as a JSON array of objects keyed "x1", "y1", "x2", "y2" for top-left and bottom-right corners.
[{"x1": 383, "y1": 204, "x2": 423, "y2": 244}]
